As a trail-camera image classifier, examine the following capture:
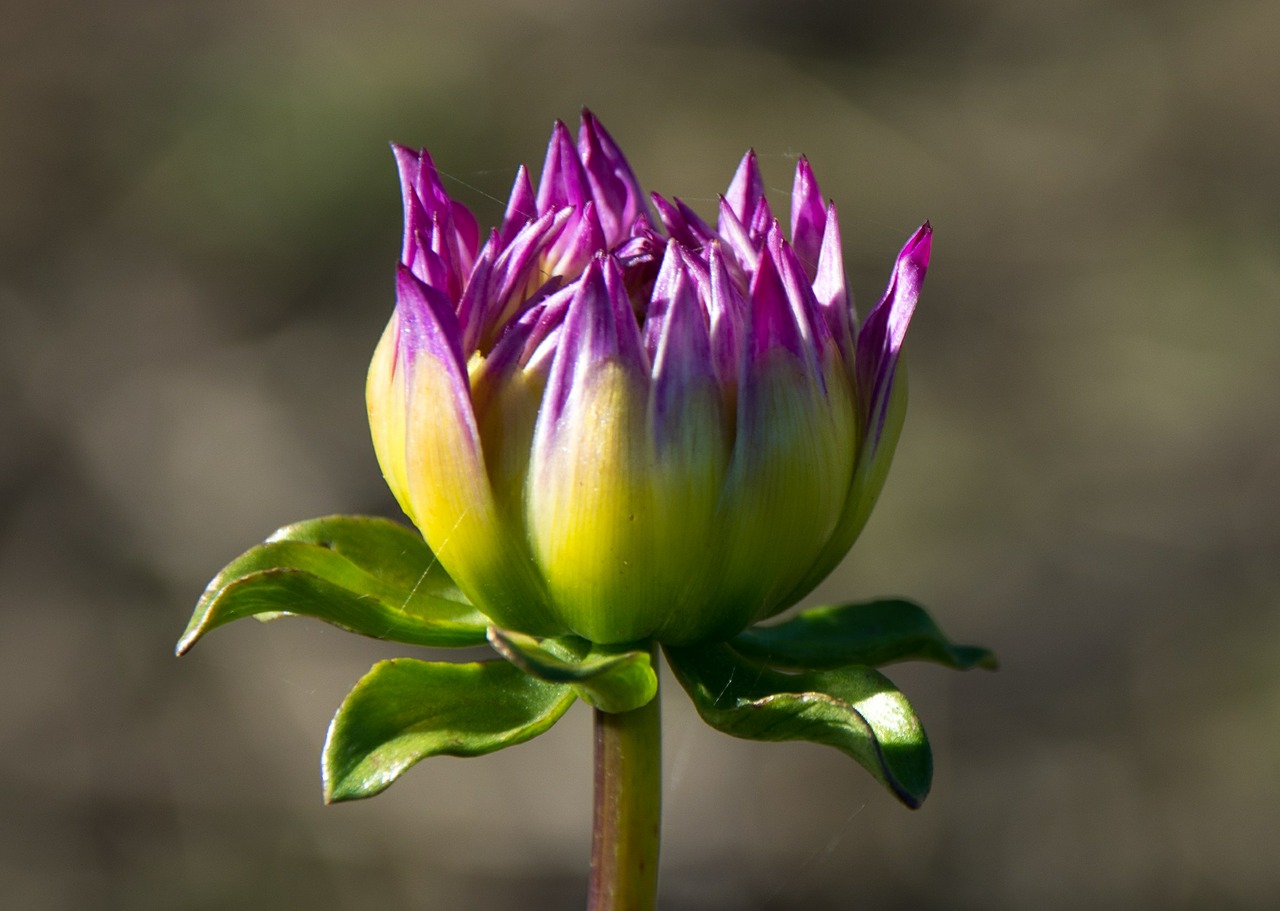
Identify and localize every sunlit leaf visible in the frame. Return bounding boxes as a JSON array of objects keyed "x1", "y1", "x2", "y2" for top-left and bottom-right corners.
[
  {"x1": 732, "y1": 599, "x2": 996, "y2": 671},
  {"x1": 665, "y1": 642, "x2": 931, "y2": 808},
  {"x1": 177, "y1": 515, "x2": 487, "y2": 654},
  {"x1": 323, "y1": 657, "x2": 576, "y2": 802}
]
